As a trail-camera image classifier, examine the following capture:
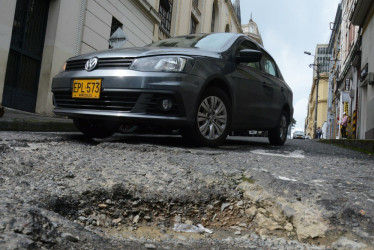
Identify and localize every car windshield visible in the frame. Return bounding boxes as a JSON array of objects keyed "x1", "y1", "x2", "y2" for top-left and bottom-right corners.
[
  {"x1": 147, "y1": 33, "x2": 234, "y2": 52},
  {"x1": 294, "y1": 131, "x2": 304, "y2": 135}
]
